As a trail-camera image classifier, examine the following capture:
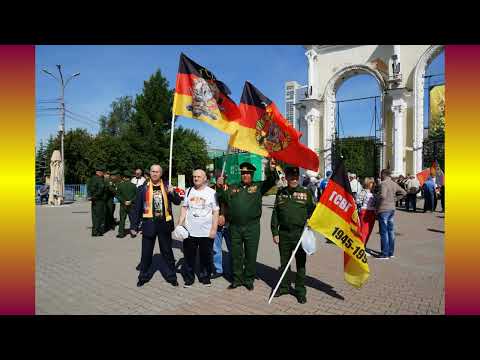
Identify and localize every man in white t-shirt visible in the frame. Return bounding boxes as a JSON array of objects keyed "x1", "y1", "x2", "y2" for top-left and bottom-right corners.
[
  {"x1": 131, "y1": 168, "x2": 146, "y2": 188},
  {"x1": 178, "y1": 169, "x2": 219, "y2": 288}
]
